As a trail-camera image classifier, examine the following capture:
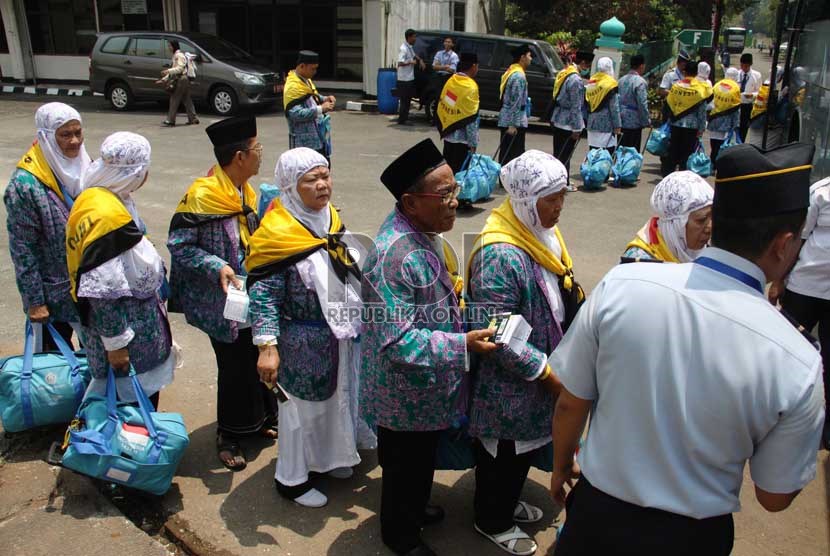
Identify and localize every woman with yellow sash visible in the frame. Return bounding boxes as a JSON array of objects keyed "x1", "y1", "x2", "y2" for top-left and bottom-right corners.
[
  {"x1": 497, "y1": 44, "x2": 532, "y2": 165},
  {"x1": 66, "y1": 132, "x2": 173, "y2": 408},
  {"x1": 4, "y1": 102, "x2": 90, "y2": 351},
  {"x1": 622, "y1": 171, "x2": 713, "y2": 263},
  {"x1": 585, "y1": 57, "x2": 621, "y2": 160},
  {"x1": 248, "y1": 148, "x2": 367, "y2": 508},
  {"x1": 708, "y1": 67, "x2": 742, "y2": 161},
  {"x1": 466, "y1": 150, "x2": 581, "y2": 556}
]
